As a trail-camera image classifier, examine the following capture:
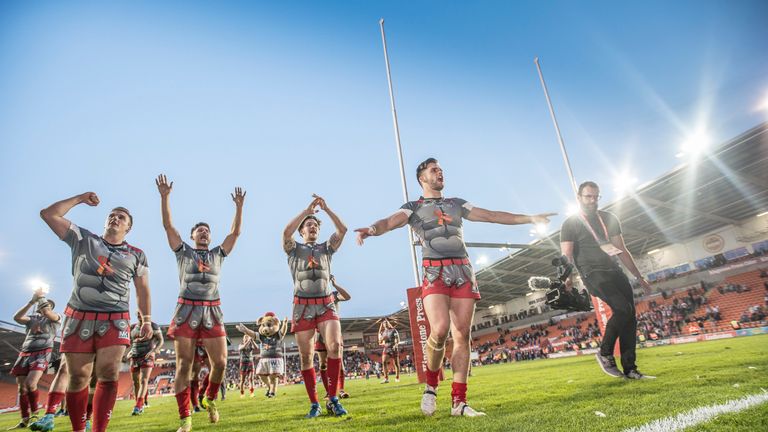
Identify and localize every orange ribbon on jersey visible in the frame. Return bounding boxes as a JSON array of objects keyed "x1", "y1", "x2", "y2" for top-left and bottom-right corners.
[
  {"x1": 434, "y1": 209, "x2": 452, "y2": 225},
  {"x1": 97, "y1": 256, "x2": 114, "y2": 276}
]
